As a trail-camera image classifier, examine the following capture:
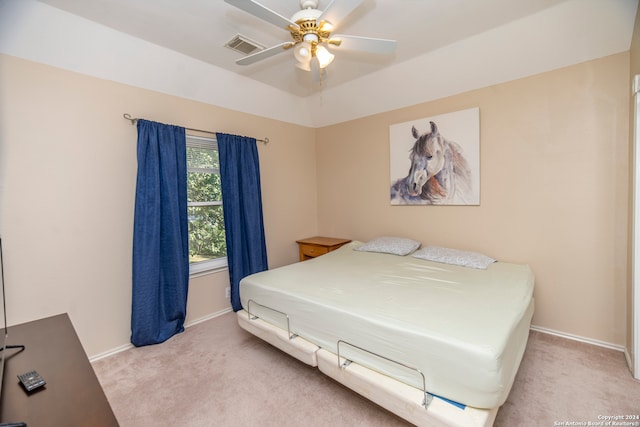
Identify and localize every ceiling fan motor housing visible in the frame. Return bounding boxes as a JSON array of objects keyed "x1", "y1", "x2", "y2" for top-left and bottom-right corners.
[{"x1": 290, "y1": 19, "x2": 331, "y2": 44}]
